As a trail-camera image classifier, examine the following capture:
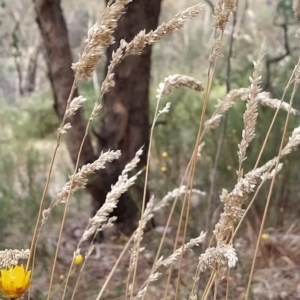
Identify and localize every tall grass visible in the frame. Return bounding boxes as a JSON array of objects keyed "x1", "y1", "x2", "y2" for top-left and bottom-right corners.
[{"x1": 1, "y1": 1, "x2": 300, "y2": 300}]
